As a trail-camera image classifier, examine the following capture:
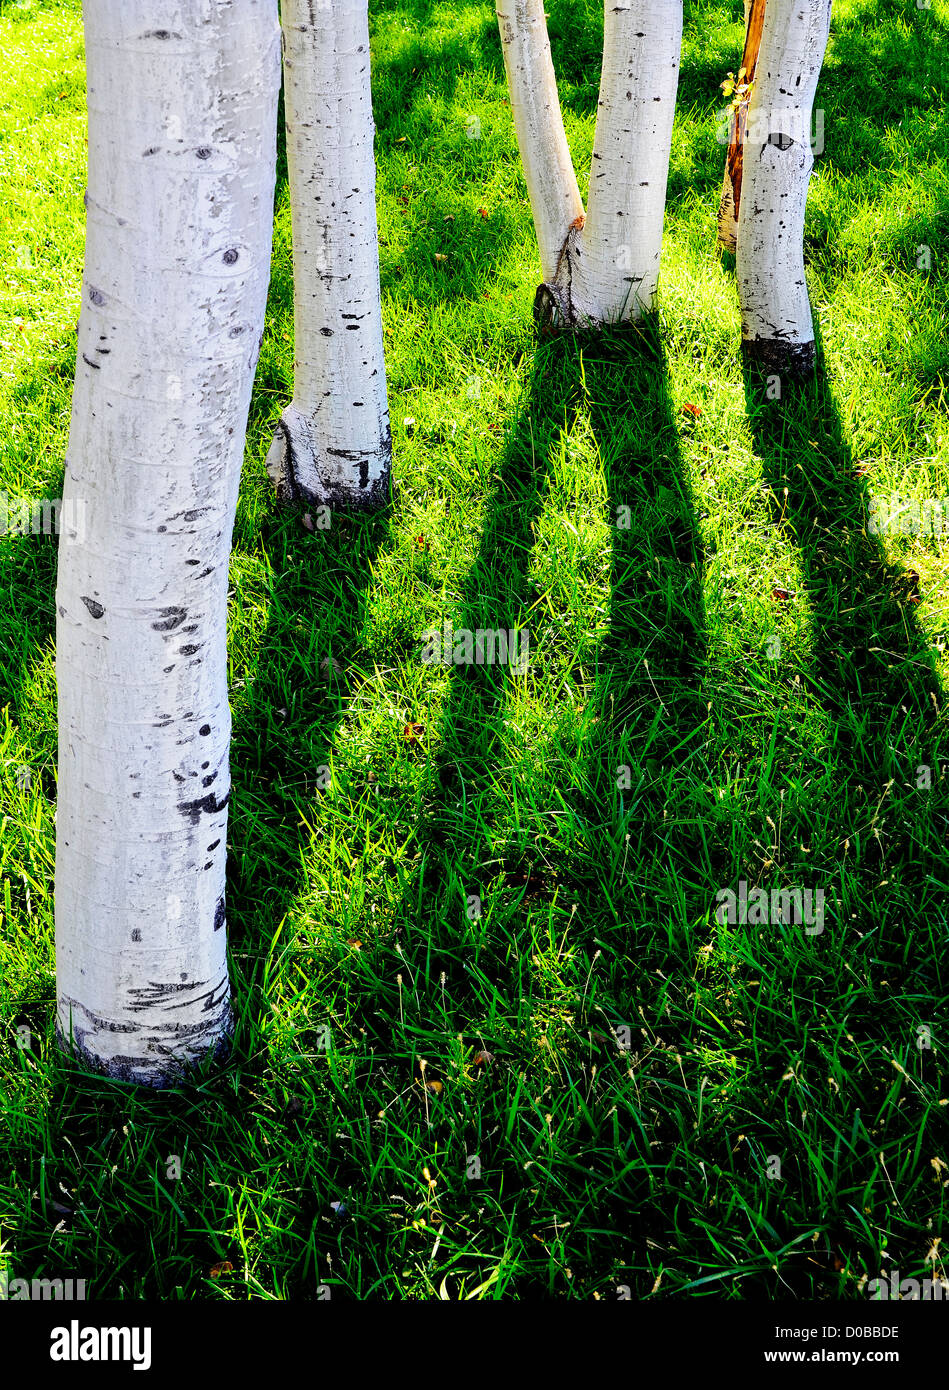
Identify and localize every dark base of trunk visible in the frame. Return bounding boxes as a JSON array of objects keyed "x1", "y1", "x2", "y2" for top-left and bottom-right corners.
[
  {"x1": 534, "y1": 281, "x2": 577, "y2": 334},
  {"x1": 742, "y1": 337, "x2": 816, "y2": 380},
  {"x1": 55, "y1": 1015, "x2": 234, "y2": 1089},
  {"x1": 270, "y1": 416, "x2": 394, "y2": 513},
  {"x1": 278, "y1": 467, "x2": 394, "y2": 513}
]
